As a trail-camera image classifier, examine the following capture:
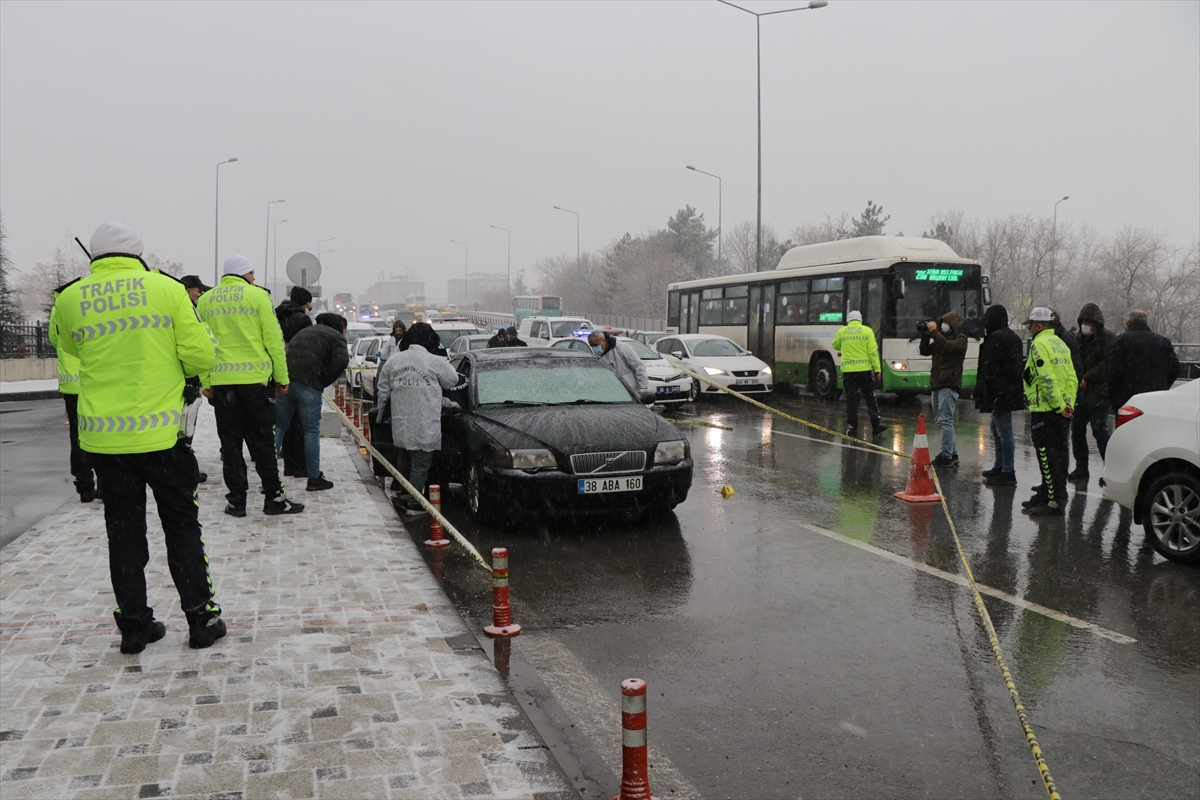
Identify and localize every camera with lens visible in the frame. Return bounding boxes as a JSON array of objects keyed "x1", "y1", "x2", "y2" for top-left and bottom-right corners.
[{"x1": 916, "y1": 319, "x2": 936, "y2": 335}]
